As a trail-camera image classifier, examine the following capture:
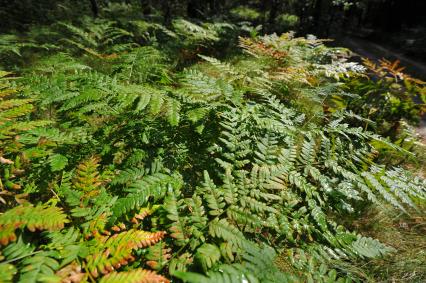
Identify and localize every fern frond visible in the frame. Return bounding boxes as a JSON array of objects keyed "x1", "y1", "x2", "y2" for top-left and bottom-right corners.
[
  {"x1": 112, "y1": 172, "x2": 179, "y2": 221},
  {"x1": 173, "y1": 19, "x2": 220, "y2": 44},
  {"x1": 145, "y1": 242, "x2": 172, "y2": 270},
  {"x1": 198, "y1": 171, "x2": 225, "y2": 216},
  {"x1": 73, "y1": 156, "x2": 102, "y2": 192},
  {"x1": 350, "y1": 235, "x2": 395, "y2": 259},
  {"x1": 18, "y1": 251, "x2": 60, "y2": 283},
  {"x1": 0, "y1": 73, "x2": 50, "y2": 147},
  {"x1": 114, "y1": 47, "x2": 169, "y2": 84},
  {"x1": 175, "y1": 244, "x2": 294, "y2": 283},
  {"x1": 208, "y1": 219, "x2": 245, "y2": 248},
  {"x1": 195, "y1": 243, "x2": 221, "y2": 272},
  {"x1": 2, "y1": 236, "x2": 35, "y2": 261},
  {"x1": 362, "y1": 171, "x2": 405, "y2": 212},
  {"x1": 0, "y1": 263, "x2": 16, "y2": 283},
  {"x1": 99, "y1": 269, "x2": 170, "y2": 283},
  {"x1": 0, "y1": 205, "x2": 68, "y2": 245},
  {"x1": 86, "y1": 229, "x2": 165, "y2": 277},
  {"x1": 111, "y1": 167, "x2": 145, "y2": 186},
  {"x1": 164, "y1": 186, "x2": 189, "y2": 246}
]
